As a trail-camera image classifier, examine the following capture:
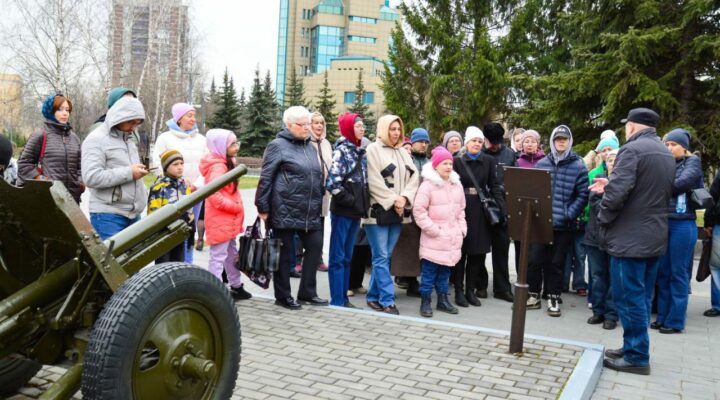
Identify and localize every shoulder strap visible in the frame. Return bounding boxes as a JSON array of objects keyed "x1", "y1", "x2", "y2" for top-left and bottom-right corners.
[
  {"x1": 459, "y1": 157, "x2": 488, "y2": 202},
  {"x1": 39, "y1": 130, "x2": 48, "y2": 160}
]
